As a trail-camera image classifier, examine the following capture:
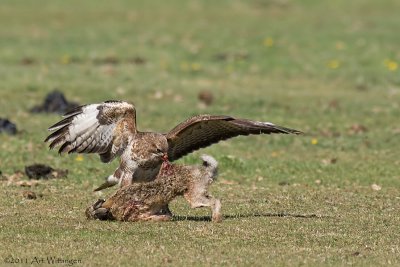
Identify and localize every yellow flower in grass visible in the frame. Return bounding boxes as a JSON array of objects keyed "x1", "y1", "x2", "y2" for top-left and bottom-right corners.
[
  {"x1": 180, "y1": 62, "x2": 202, "y2": 72},
  {"x1": 384, "y1": 59, "x2": 398, "y2": 71},
  {"x1": 388, "y1": 62, "x2": 398, "y2": 71},
  {"x1": 60, "y1": 54, "x2": 71, "y2": 65},
  {"x1": 75, "y1": 155, "x2": 84, "y2": 162},
  {"x1": 263, "y1": 37, "x2": 274, "y2": 47},
  {"x1": 191, "y1": 63, "x2": 202, "y2": 71},
  {"x1": 327, "y1": 60, "x2": 340, "y2": 69},
  {"x1": 311, "y1": 138, "x2": 318, "y2": 145}
]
